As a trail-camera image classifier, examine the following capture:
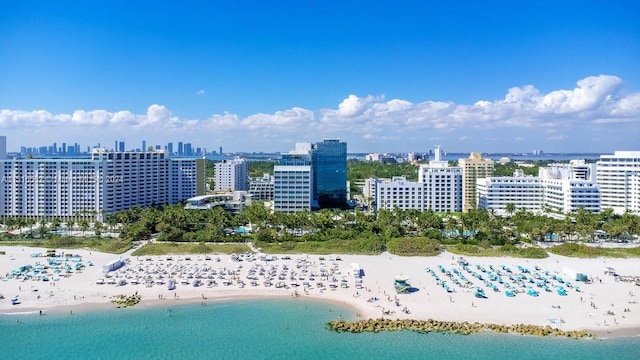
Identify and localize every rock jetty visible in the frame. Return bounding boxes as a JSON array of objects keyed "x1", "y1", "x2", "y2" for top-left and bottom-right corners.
[
  {"x1": 110, "y1": 293, "x2": 142, "y2": 308},
  {"x1": 328, "y1": 318, "x2": 595, "y2": 339}
]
